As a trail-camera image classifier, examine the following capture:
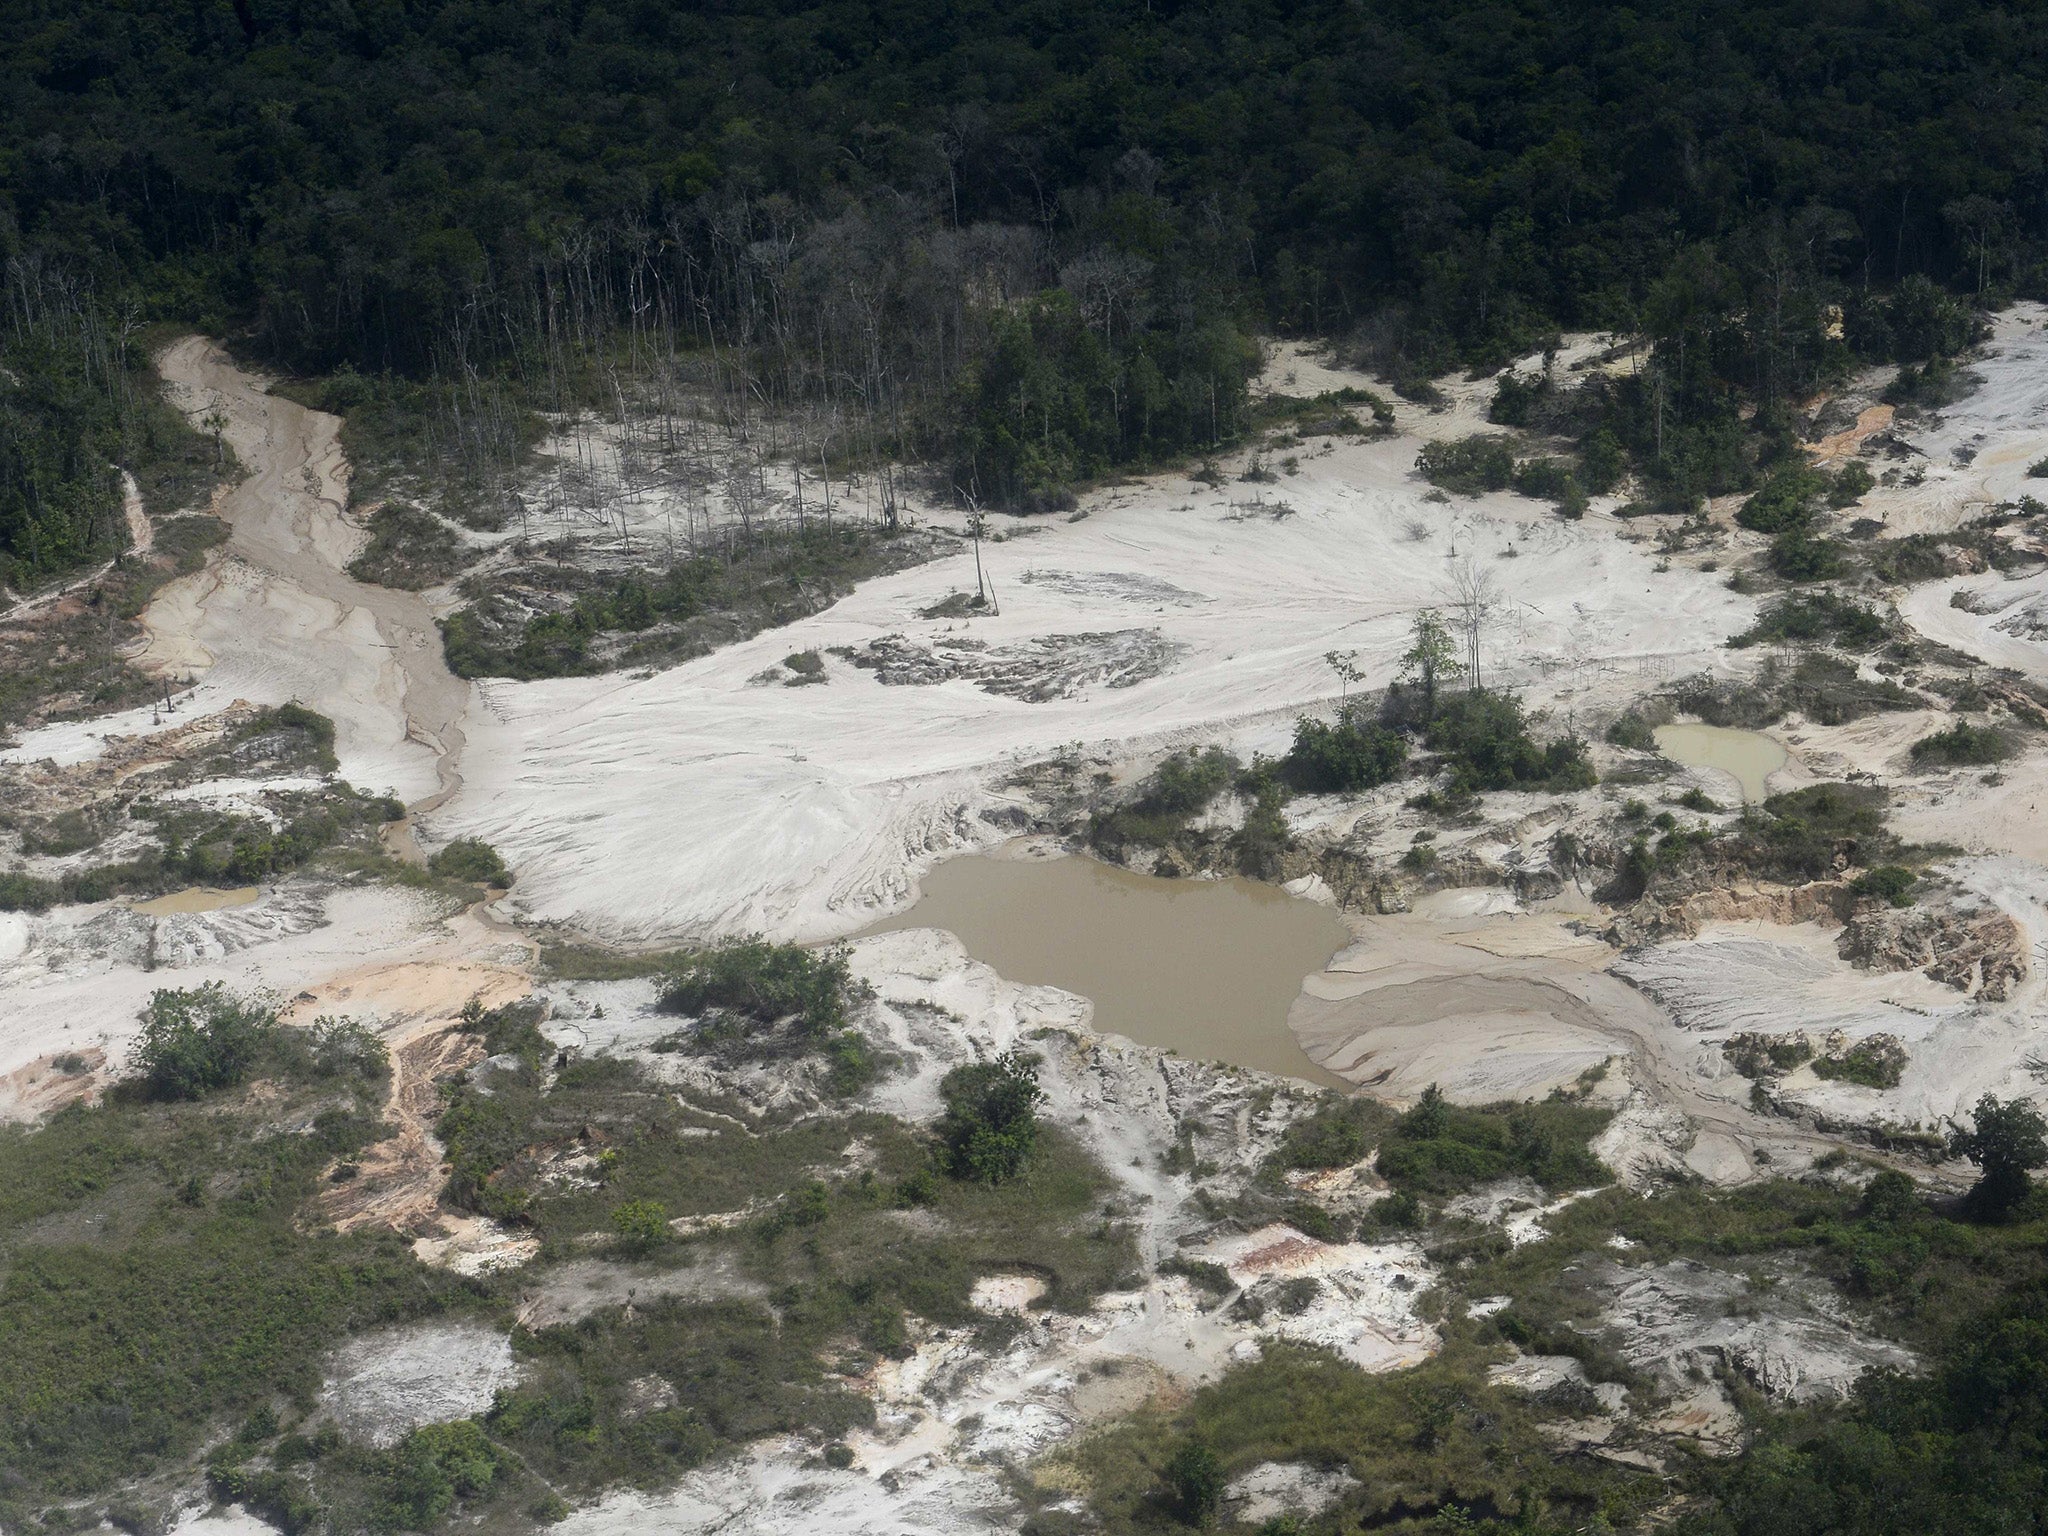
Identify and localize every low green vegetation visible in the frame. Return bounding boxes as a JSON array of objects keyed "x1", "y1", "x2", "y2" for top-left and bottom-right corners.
[
  {"x1": 1250, "y1": 385, "x2": 1394, "y2": 438},
  {"x1": 1735, "y1": 782, "x2": 1896, "y2": 882},
  {"x1": 1417, "y1": 688, "x2": 1596, "y2": 794},
  {"x1": 1850, "y1": 864, "x2": 1918, "y2": 907},
  {"x1": 0, "y1": 990, "x2": 450, "y2": 1525},
  {"x1": 1259, "y1": 1086, "x2": 1610, "y2": 1236},
  {"x1": 1284, "y1": 707, "x2": 1408, "y2": 793},
  {"x1": 427, "y1": 837, "x2": 513, "y2": 888},
  {"x1": 1046, "y1": 1342, "x2": 1659, "y2": 1534},
  {"x1": 1910, "y1": 720, "x2": 2013, "y2": 766},
  {"x1": 1867, "y1": 515, "x2": 2047, "y2": 583},
  {"x1": 655, "y1": 940, "x2": 873, "y2": 1094},
  {"x1": 1768, "y1": 527, "x2": 1848, "y2": 582},
  {"x1": 1671, "y1": 652, "x2": 1919, "y2": 729},
  {"x1": 0, "y1": 705, "x2": 403, "y2": 913},
  {"x1": 1416, "y1": 435, "x2": 1516, "y2": 495},
  {"x1": 1088, "y1": 617, "x2": 1589, "y2": 889},
  {"x1": 1604, "y1": 706, "x2": 1667, "y2": 751},
  {"x1": 1374, "y1": 1086, "x2": 1611, "y2": 1199},
  {"x1": 1729, "y1": 593, "x2": 1889, "y2": 651},
  {"x1": 1088, "y1": 747, "x2": 1243, "y2": 851},
  {"x1": 346, "y1": 502, "x2": 466, "y2": 590},
  {"x1": 440, "y1": 523, "x2": 931, "y2": 680},
  {"x1": 1809, "y1": 1036, "x2": 1908, "y2": 1090},
  {"x1": 1414, "y1": 435, "x2": 1589, "y2": 516}
]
